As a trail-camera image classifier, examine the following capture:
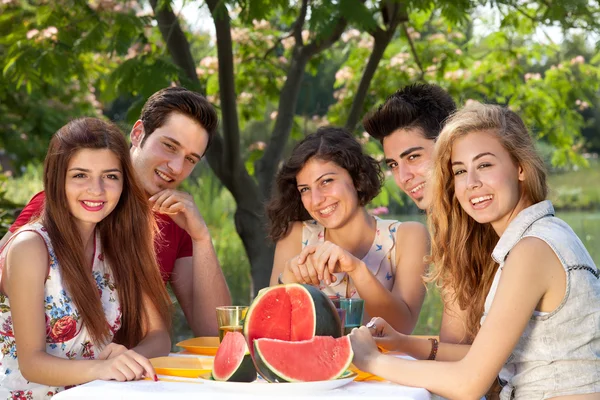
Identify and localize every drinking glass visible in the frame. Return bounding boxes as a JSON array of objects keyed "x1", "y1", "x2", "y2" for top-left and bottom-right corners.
[
  {"x1": 339, "y1": 298, "x2": 365, "y2": 335},
  {"x1": 216, "y1": 306, "x2": 248, "y2": 342}
]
